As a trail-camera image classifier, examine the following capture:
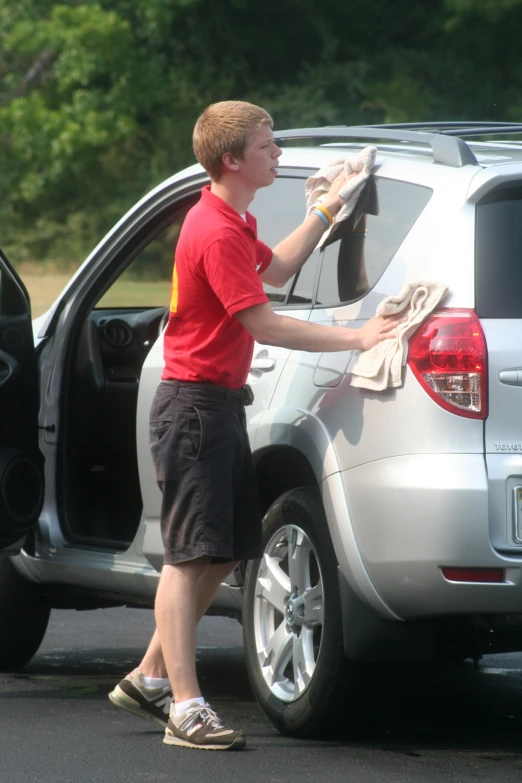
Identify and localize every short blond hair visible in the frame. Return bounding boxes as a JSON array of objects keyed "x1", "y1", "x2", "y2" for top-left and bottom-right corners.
[{"x1": 193, "y1": 100, "x2": 273, "y2": 181}]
